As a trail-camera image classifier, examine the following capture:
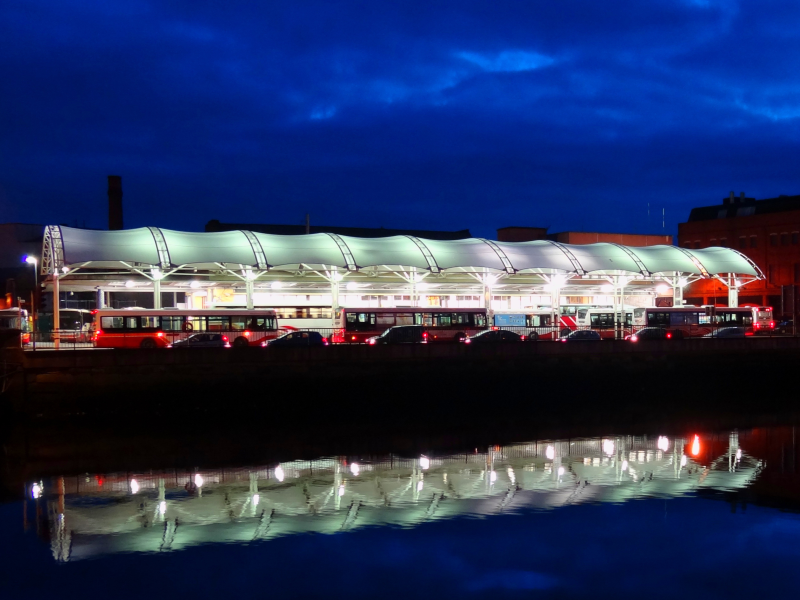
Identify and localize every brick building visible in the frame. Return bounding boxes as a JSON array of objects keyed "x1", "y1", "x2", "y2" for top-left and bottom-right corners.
[
  {"x1": 678, "y1": 191, "x2": 800, "y2": 313},
  {"x1": 497, "y1": 226, "x2": 672, "y2": 246}
]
